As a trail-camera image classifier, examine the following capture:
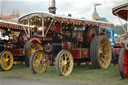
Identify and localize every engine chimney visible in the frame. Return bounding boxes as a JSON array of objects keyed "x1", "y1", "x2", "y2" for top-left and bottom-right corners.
[{"x1": 48, "y1": 0, "x2": 56, "y2": 14}]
